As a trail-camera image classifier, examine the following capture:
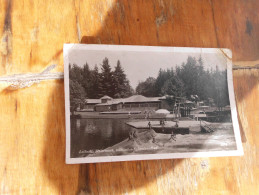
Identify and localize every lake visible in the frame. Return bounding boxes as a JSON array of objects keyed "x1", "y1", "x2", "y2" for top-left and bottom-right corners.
[
  {"x1": 70, "y1": 118, "x2": 135, "y2": 157},
  {"x1": 70, "y1": 118, "x2": 236, "y2": 158}
]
